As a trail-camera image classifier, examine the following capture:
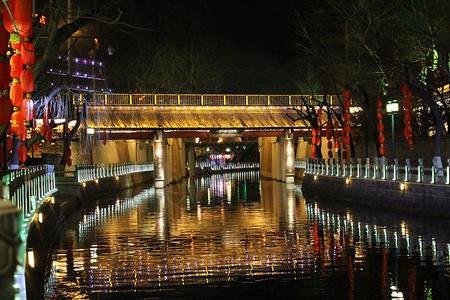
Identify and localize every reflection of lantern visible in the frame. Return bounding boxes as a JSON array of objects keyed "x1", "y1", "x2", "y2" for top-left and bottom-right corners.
[
  {"x1": 342, "y1": 151, "x2": 347, "y2": 159},
  {"x1": 343, "y1": 88, "x2": 350, "y2": 99},
  {"x1": 67, "y1": 157, "x2": 72, "y2": 167},
  {"x1": 3, "y1": 0, "x2": 33, "y2": 34},
  {"x1": 378, "y1": 134, "x2": 385, "y2": 144},
  {"x1": 10, "y1": 111, "x2": 24, "y2": 134},
  {"x1": 343, "y1": 135, "x2": 350, "y2": 146},
  {"x1": 404, "y1": 124, "x2": 413, "y2": 137},
  {"x1": 327, "y1": 141, "x2": 332, "y2": 149},
  {"x1": 334, "y1": 120, "x2": 339, "y2": 128},
  {"x1": 40, "y1": 123, "x2": 48, "y2": 134},
  {"x1": 376, "y1": 99, "x2": 383, "y2": 109},
  {"x1": 18, "y1": 145, "x2": 27, "y2": 163},
  {"x1": 334, "y1": 141, "x2": 339, "y2": 152},
  {"x1": 343, "y1": 100, "x2": 350, "y2": 110},
  {"x1": 9, "y1": 54, "x2": 23, "y2": 78},
  {"x1": 0, "y1": 26, "x2": 8, "y2": 54},
  {"x1": 21, "y1": 42, "x2": 35, "y2": 65},
  {"x1": 379, "y1": 145, "x2": 386, "y2": 156},
  {"x1": 344, "y1": 123, "x2": 350, "y2": 133},
  {"x1": 334, "y1": 131, "x2": 340, "y2": 140},
  {"x1": 32, "y1": 142, "x2": 38, "y2": 151},
  {"x1": 377, "y1": 122, "x2": 384, "y2": 133},
  {"x1": 326, "y1": 131, "x2": 332, "y2": 140},
  {"x1": 10, "y1": 83, "x2": 23, "y2": 107},
  {"x1": 0, "y1": 97, "x2": 12, "y2": 124},
  {"x1": 312, "y1": 136, "x2": 316, "y2": 145},
  {"x1": 0, "y1": 61, "x2": 11, "y2": 90},
  {"x1": 312, "y1": 145, "x2": 316, "y2": 153},
  {"x1": 328, "y1": 150, "x2": 333, "y2": 159},
  {"x1": 344, "y1": 112, "x2": 350, "y2": 122},
  {"x1": 20, "y1": 69, "x2": 34, "y2": 93},
  {"x1": 325, "y1": 123, "x2": 331, "y2": 131},
  {"x1": 46, "y1": 130, "x2": 52, "y2": 142},
  {"x1": 317, "y1": 108, "x2": 322, "y2": 117},
  {"x1": 377, "y1": 111, "x2": 383, "y2": 121},
  {"x1": 311, "y1": 153, "x2": 316, "y2": 160},
  {"x1": 315, "y1": 136, "x2": 321, "y2": 145},
  {"x1": 102, "y1": 131, "x2": 107, "y2": 145},
  {"x1": 21, "y1": 98, "x2": 34, "y2": 121},
  {"x1": 407, "y1": 137, "x2": 414, "y2": 149}
]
